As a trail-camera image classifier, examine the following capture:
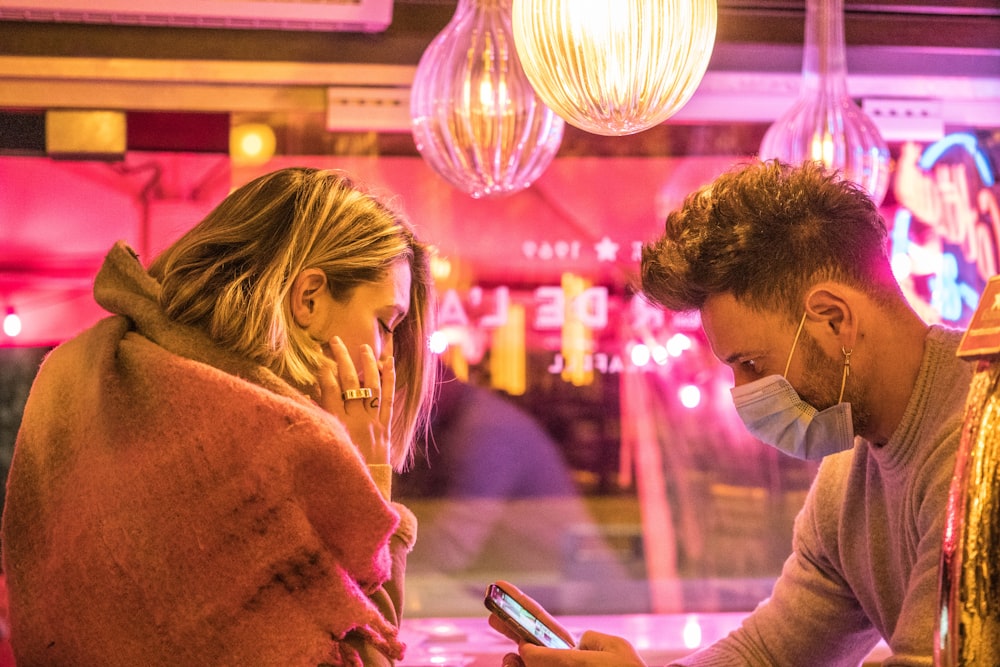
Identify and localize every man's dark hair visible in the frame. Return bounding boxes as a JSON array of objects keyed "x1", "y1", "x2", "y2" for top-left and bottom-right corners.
[{"x1": 640, "y1": 159, "x2": 900, "y2": 318}]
